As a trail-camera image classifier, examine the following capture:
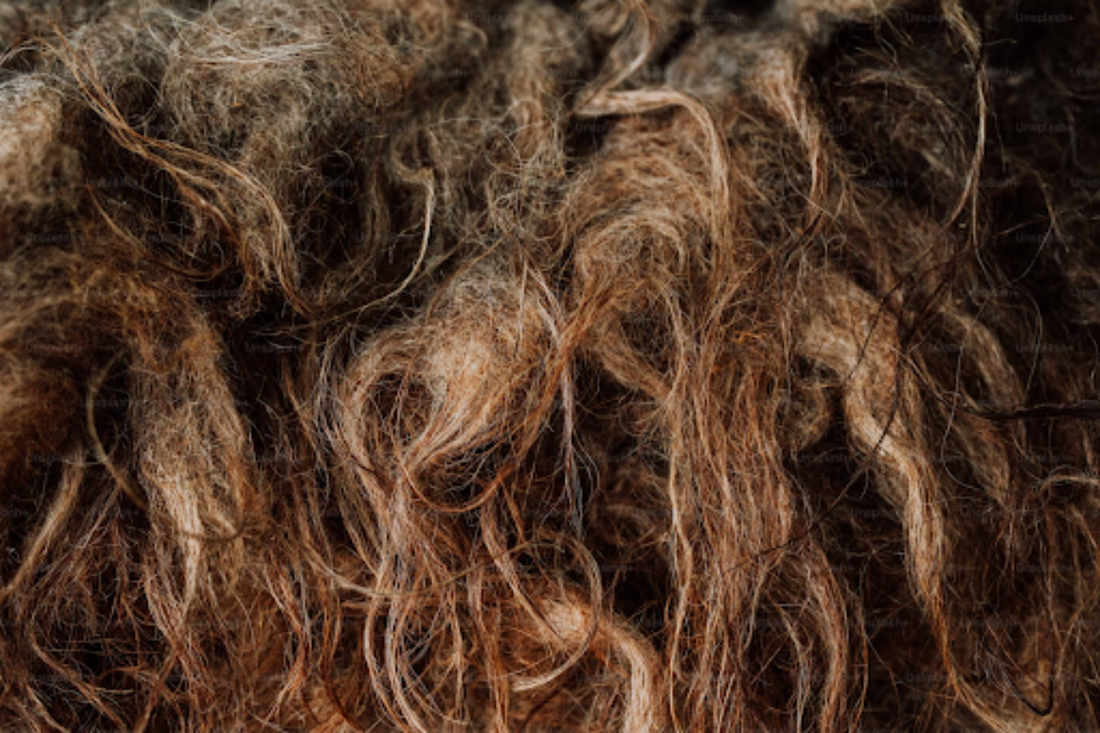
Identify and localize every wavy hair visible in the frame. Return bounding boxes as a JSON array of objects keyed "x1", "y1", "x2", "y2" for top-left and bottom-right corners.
[{"x1": 2, "y1": 0, "x2": 1100, "y2": 729}]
